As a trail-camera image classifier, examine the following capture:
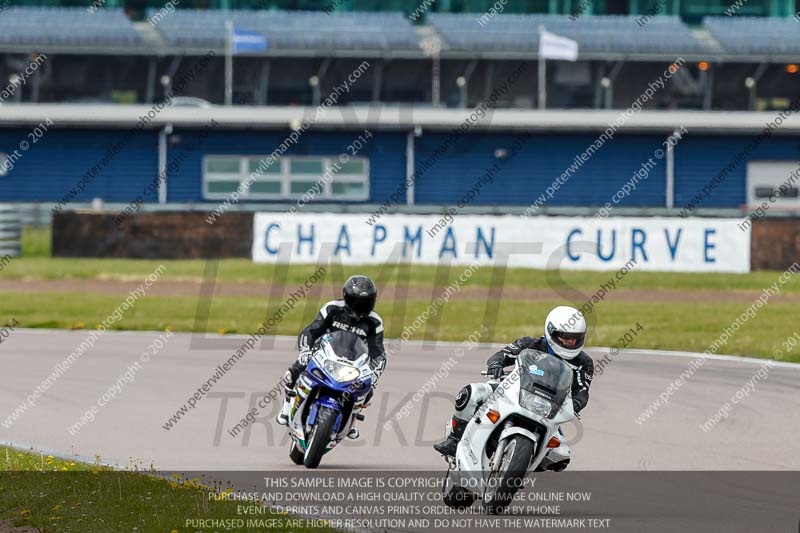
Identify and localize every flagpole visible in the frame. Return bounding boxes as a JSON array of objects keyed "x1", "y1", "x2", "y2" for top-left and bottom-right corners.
[
  {"x1": 225, "y1": 19, "x2": 233, "y2": 106},
  {"x1": 538, "y1": 24, "x2": 546, "y2": 110}
]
